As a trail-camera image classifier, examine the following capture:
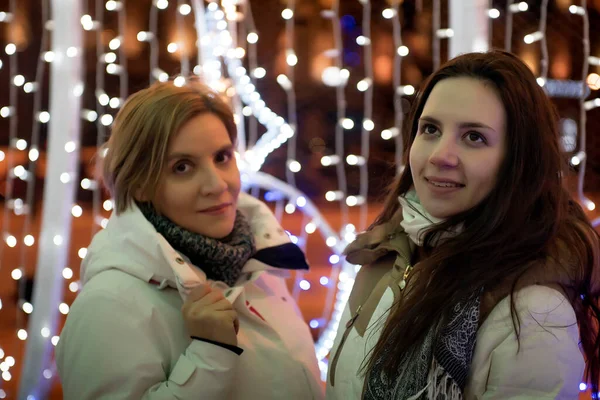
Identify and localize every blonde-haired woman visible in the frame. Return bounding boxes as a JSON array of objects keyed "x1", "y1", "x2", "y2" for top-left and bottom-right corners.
[{"x1": 56, "y1": 79, "x2": 323, "y2": 400}]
